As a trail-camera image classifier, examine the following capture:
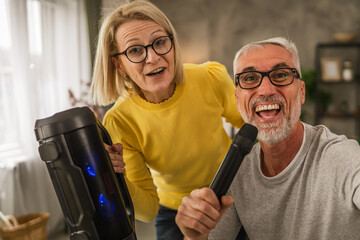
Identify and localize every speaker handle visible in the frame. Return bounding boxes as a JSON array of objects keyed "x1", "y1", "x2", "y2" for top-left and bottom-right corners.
[{"x1": 97, "y1": 119, "x2": 135, "y2": 225}]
